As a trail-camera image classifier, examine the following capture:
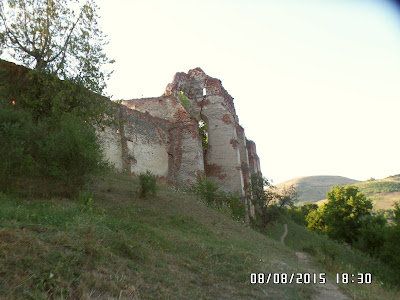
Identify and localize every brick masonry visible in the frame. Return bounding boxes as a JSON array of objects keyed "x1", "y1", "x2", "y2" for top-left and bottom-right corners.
[{"x1": 100, "y1": 68, "x2": 262, "y2": 215}]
